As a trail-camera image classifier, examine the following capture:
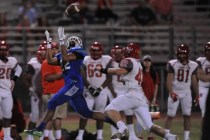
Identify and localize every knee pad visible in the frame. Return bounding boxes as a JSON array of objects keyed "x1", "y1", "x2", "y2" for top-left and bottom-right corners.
[
  {"x1": 3, "y1": 111, "x2": 12, "y2": 119},
  {"x1": 167, "y1": 111, "x2": 176, "y2": 117},
  {"x1": 30, "y1": 113, "x2": 39, "y2": 122},
  {"x1": 105, "y1": 104, "x2": 116, "y2": 112}
]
